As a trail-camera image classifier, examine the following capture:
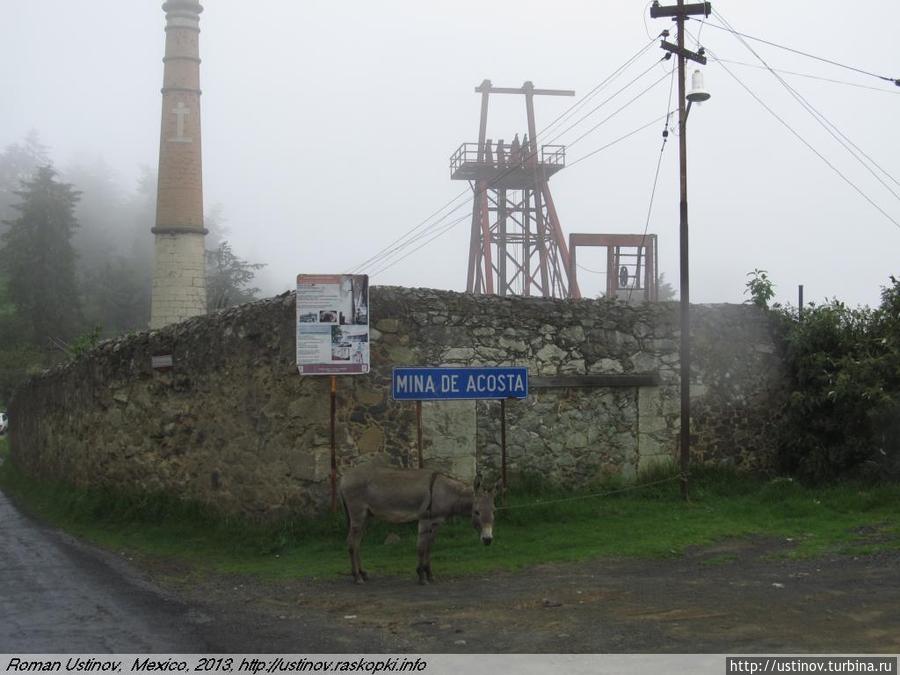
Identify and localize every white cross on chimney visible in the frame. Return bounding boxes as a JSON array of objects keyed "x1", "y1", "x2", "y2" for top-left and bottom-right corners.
[{"x1": 169, "y1": 101, "x2": 192, "y2": 143}]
